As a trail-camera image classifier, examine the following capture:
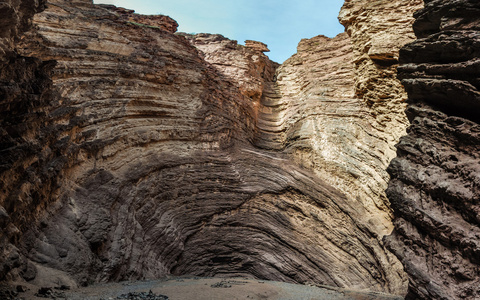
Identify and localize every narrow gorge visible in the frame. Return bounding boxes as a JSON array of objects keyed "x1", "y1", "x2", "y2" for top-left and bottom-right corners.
[{"x1": 0, "y1": 0, "x2": 478, "y2": 299}]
